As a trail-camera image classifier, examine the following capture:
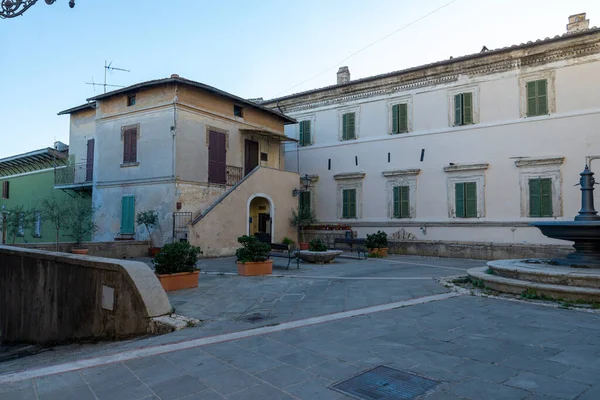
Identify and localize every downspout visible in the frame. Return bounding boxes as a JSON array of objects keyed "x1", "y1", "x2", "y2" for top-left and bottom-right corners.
[{"x1": 172, "y1": 84, "x2": 178, "y2": 180}]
